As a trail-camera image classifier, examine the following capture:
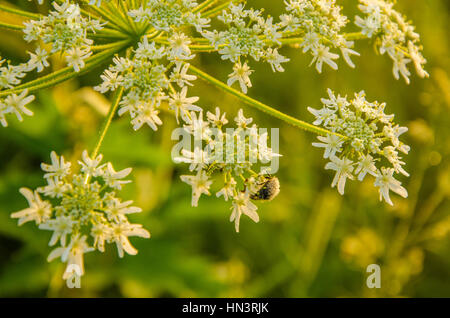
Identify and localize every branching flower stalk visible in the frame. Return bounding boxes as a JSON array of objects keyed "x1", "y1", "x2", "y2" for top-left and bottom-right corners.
[{"x1": 1, "y1": 0, "x2": 428, "y2": 282}]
